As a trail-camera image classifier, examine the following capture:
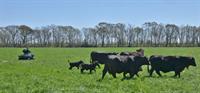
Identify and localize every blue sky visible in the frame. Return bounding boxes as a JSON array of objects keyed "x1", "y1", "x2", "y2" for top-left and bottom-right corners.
[{"x1": 0, "y1": 0, "x2": 200, "y2": 28}]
